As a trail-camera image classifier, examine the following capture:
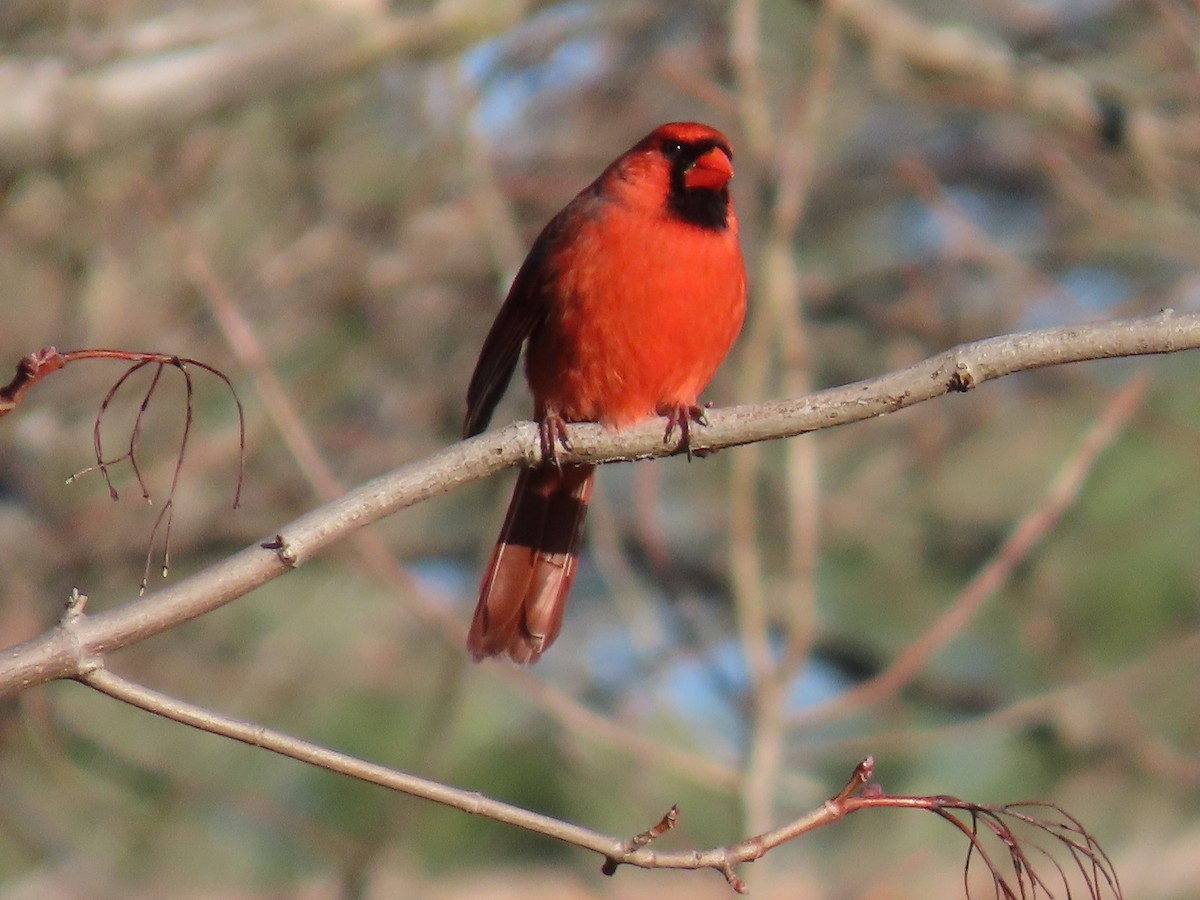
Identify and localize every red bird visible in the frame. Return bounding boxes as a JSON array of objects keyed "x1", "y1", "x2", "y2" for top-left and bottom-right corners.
[{"x1": 463, "y1": 122, "x2": 746, "y2": 663}]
